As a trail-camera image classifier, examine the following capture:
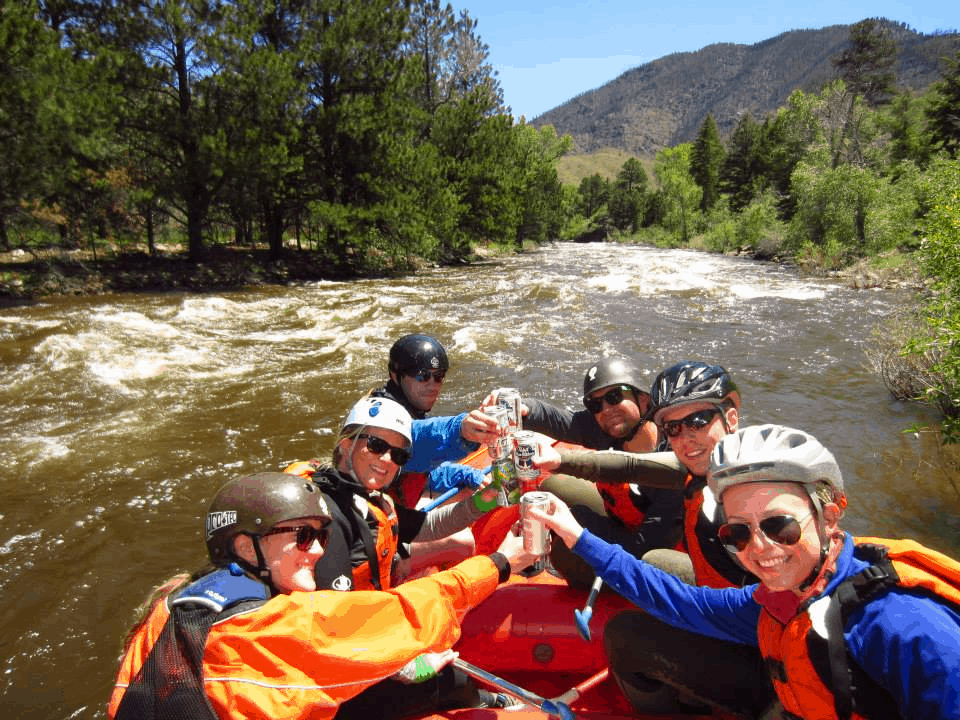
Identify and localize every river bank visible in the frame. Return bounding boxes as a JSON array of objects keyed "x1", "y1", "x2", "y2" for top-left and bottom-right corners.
[{"x1": 0, "y1": 241, "x2": 923, "y2": 306}]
